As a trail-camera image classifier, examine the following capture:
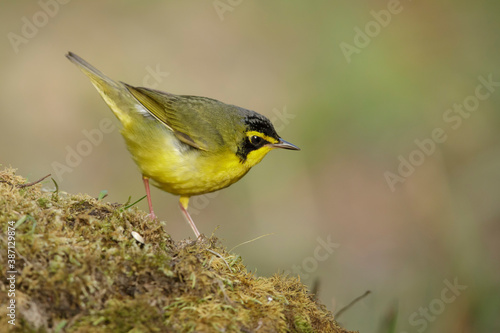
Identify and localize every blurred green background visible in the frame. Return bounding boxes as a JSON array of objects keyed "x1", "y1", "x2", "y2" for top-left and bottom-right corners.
[{"x1": 1, "y1": 1, "x2": 499, "y2": 332}]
